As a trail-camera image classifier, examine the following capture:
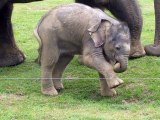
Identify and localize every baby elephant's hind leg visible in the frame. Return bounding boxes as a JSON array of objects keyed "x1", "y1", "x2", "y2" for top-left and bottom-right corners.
[
  {"x1": 40, "y1": 41, "x2": 59, "y2": 96},
  {"x1": 52, "y1": 55, "x2": 74, "y2": 91}
]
